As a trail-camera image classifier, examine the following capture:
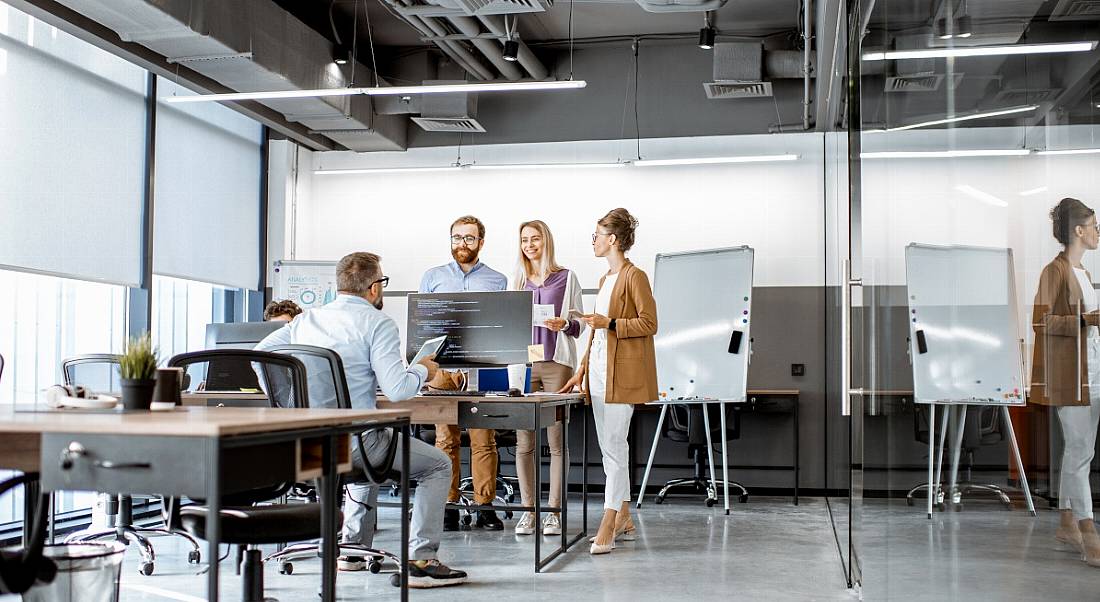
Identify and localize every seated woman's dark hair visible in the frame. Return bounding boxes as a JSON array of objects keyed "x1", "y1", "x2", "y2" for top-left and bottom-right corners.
[{"x1": 1051, "y1": 198, "x2": 1095, "y2": 246}]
